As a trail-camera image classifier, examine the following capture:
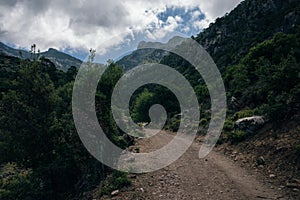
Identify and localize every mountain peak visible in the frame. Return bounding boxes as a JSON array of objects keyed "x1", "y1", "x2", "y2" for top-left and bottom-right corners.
[
  {"x1": 48, "y1": 48, "x2": 58, "y2": 52},
  {"x1": 137, "y1": 36, "x2": 185, "y2": 50}
]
